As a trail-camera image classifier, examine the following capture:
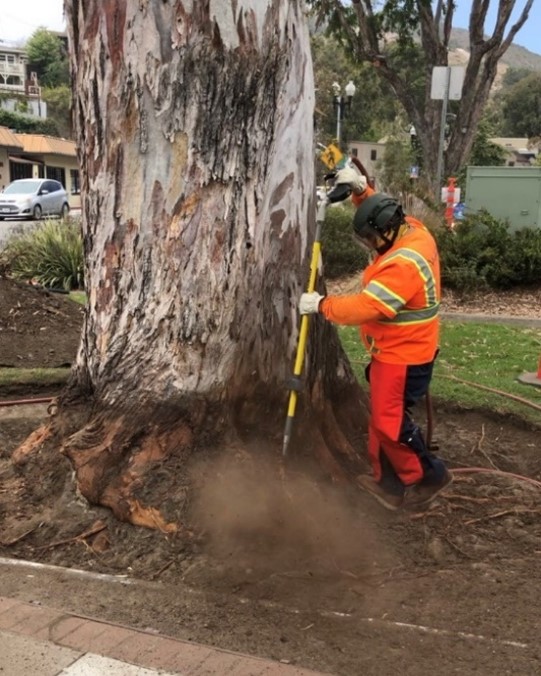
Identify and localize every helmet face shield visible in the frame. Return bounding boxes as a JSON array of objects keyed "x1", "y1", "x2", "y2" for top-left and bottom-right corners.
[{"x1": 351, "y1": 229, "x2": 381, "y2": 252}]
